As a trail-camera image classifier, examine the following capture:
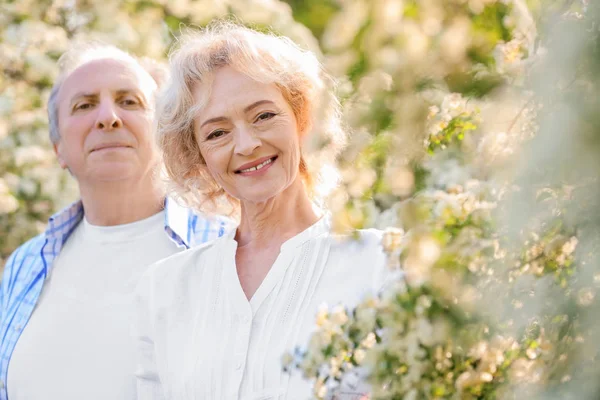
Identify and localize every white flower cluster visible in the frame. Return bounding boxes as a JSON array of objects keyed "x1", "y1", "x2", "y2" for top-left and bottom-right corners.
[{"x1": 425, "y1": 93, "x2": 480, "y2": 151}]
